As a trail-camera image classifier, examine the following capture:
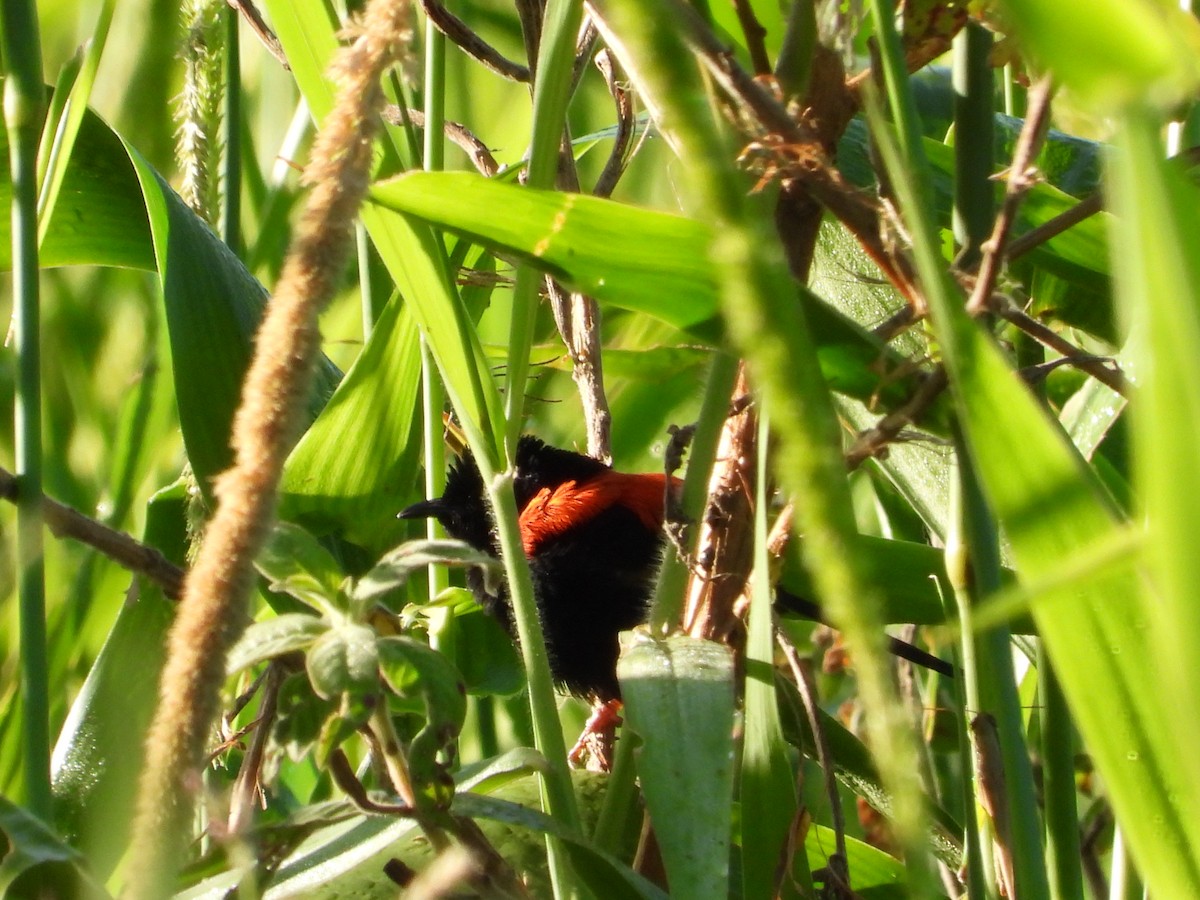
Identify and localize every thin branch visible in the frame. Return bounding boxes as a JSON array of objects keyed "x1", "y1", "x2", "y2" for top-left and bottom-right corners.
[
  {"x1": 964, "y1": 77, "x2": 1055, "y2": 316},
  {"x1": 569, "y1": 17, "x2": 598, "y2": 98},
  {"x1": 419, "y1": 0, "x2": 530, "y2": 83},
  {"x1": 329, "y1": 749, "x2": 417, "y2": 816},
  {"x1": 731, "y1": 0, "x2": 771, "y2": 75},
  {"x1": 1006, "y1": 192, "x2": 1103, "y2": 261},
  {"x1": 844, "y1": 368, "x2": 948, "y2": 470},
  {"x1": 383, "y1": 106, "x2": 499, "y2": 175},
  {"x1": 995, "y1": 299, "x2": 1129, "y2": 396},
  {"x1": 778, "y1": 632, "x2": 851, "y2": 893},
  {"x1": 592, "y1": 48, "x2": 634, "y2": 199},
  {"x1": 227, "y1": 0, "x2": 289, "y2": 69},
  {"x1": 228, "y1": 662, "x2": 283, "y2": 833},
  {"x1": 547, "y1": 279, "x2": 613, "y2": 462},
  {"x1": 514, "y1": 0, "x2": 544, "y2": 78},
  {"x1": 0, "y1": 465, "x2": 185, "y2": 599}
]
